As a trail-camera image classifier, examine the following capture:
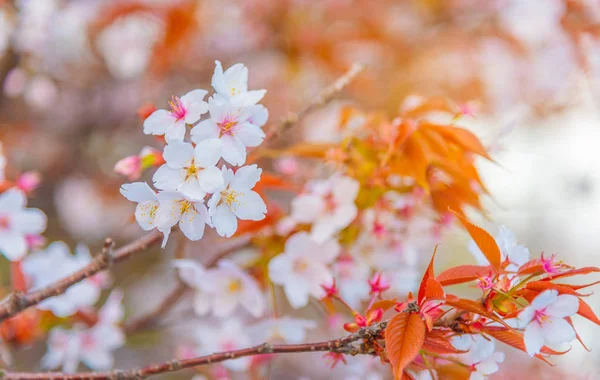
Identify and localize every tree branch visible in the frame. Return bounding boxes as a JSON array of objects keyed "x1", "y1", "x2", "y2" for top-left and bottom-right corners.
[
  {"x1": 1, "y1": 321, "x2": 388, "y2": 379},
  {"x1": 0, "y1": 230, "x2": 163, "y2": 322}
]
